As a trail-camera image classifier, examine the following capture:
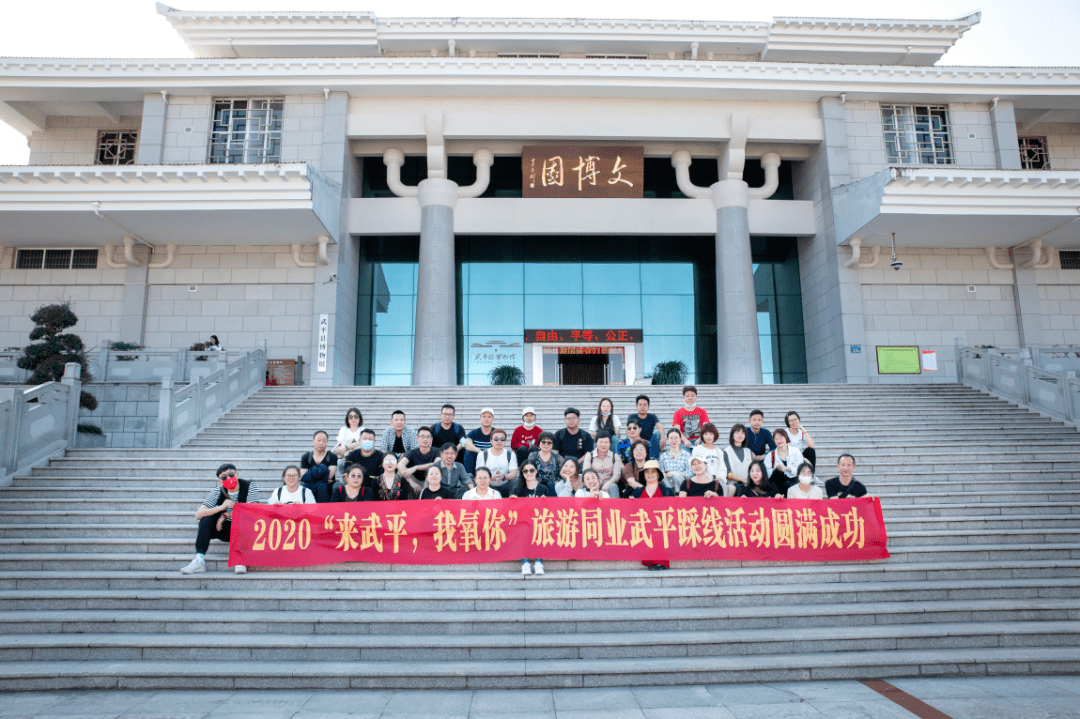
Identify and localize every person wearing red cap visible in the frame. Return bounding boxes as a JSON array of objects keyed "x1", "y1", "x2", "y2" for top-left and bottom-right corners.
[{"x1": 180, "y1": 463, "x2": 260, "y2": 575}]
